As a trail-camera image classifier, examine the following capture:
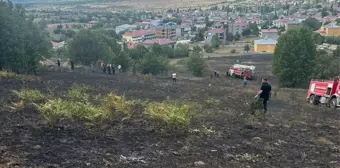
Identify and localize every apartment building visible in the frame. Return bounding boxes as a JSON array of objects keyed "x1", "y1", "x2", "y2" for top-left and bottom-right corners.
[{"x1": 155, "y1": 22, "x2": 177, "y2": 39}]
